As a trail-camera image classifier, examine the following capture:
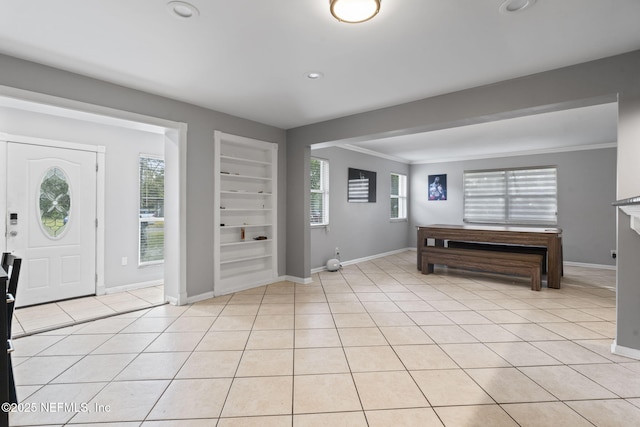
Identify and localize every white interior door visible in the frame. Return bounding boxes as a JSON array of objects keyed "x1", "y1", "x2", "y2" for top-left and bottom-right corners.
[{"x1": 6, "y1": 142, "x2": 97, "y2": 307}]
